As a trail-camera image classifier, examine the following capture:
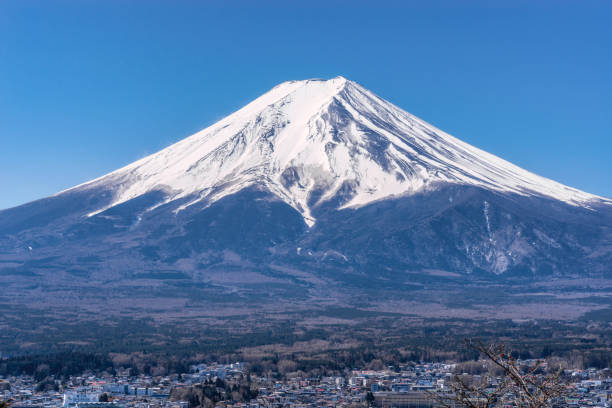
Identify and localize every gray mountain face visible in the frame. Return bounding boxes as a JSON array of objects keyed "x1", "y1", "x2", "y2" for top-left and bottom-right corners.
[{"x1": 1, "y1": 77, "x2": 611, "y2": 324}]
